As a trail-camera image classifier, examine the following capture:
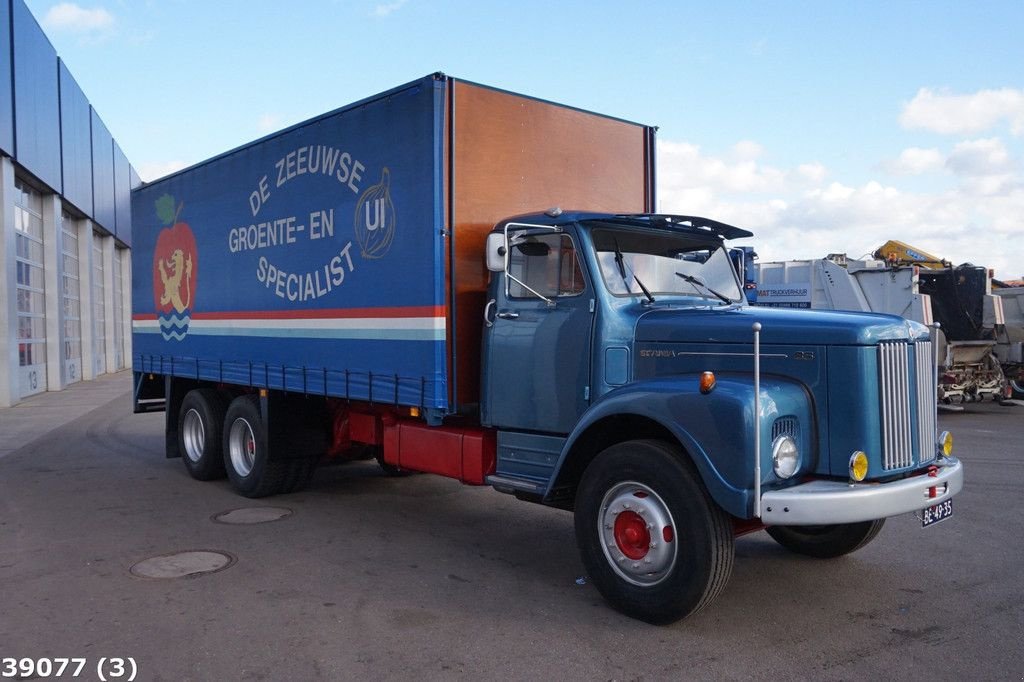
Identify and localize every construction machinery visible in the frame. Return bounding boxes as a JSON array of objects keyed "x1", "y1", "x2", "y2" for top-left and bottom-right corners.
[{"x1": 755, "y1": 248, "x2": 1013, "y2": 405}]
